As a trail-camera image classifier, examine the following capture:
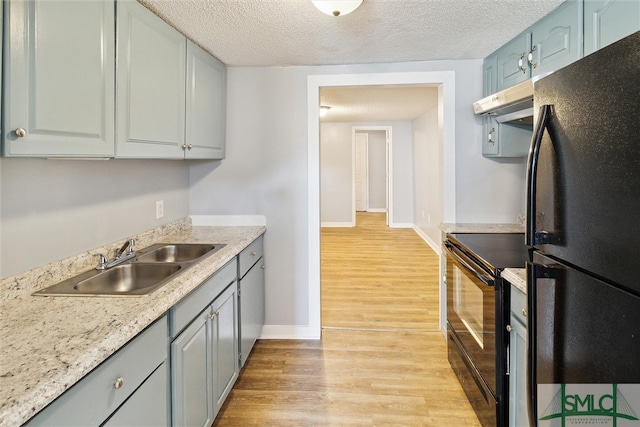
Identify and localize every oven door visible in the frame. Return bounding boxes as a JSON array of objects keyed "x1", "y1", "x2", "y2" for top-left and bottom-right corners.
[{"x1": 445, "y1": 241, "x2": 497, "y2": 392}]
